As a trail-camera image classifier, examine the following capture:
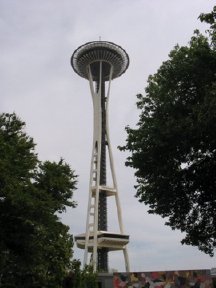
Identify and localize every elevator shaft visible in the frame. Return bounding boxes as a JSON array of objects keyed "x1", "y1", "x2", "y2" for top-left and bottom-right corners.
[{"x1": 96, "y1": 78, "x2": 108, "y2": 271}]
